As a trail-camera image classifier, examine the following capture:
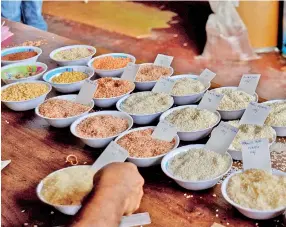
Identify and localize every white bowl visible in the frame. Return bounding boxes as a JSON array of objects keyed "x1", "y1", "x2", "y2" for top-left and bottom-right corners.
[
  {"x1": 161, "y1": 144, "x2": 233, "y2": 190},
  {"x1": 134, "y1": 63, "x2": 174, "y2": 91},
  {"x1": 1, "y1": 46, "x2": 42, "y2": 66},
  {"x1": 49, "y1": 45, "x2": 96, "y2": 66},
  {"x1": 263, "y1": 99, "x2": 286, "y2": 137},
  {"x1": 116, "y1": 93, "x2": 174, "y2": 125},
  {"x1": 114, "y1": 126, "x2": 180, "y2": 167},
  {"x1": 170, "y1": 74, "x2": 210, "y2": 105},
  {"x1": 70, "y1": 111, "x2": 133, "y2": 148},
  {"x1": 93, "y1": 78, "x2": 135, "y2": 108},
  {"x1": 42, "y1": 66, "x2": 94, "y2": 93},
  {"x1": 221, "y1": 169, "x2": 286, "y2": 220},
  {"x1": 211, "y1": 86, "x2": 259, "y2": 120},
  {"x1": 35, "y1": 95, "x2": 94, "y2": 128},
  {"x1": 1, "y1": 81, "x2": 52, "y2": 111},
  {"x1": 88, "y1": 53, "x2": 136, "y2": 78},
  {"x1": 160, "y1": 105, "x2": 221, "y2": 141},
  {"x1": 36, "y1": 165, "x2": 90, "y2": 215}
]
